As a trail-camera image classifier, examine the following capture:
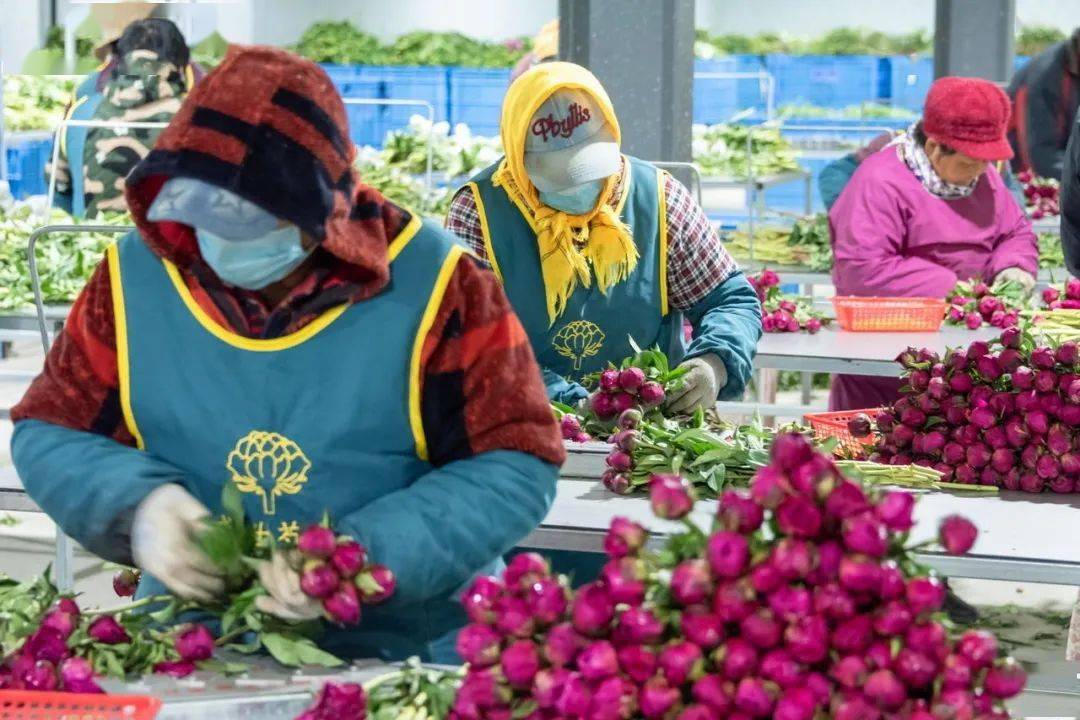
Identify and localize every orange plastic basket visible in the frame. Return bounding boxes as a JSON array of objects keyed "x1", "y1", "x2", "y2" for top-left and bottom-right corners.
[
  {"x1": 805, "y1": 408, "x2": 885, "y2": 449},
  {"x1": 831, "y1": 297, "x2": 946, "y2": 332},
  {"x1": 0, "y1": 691, "x2": 162, "y2": 719}
]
